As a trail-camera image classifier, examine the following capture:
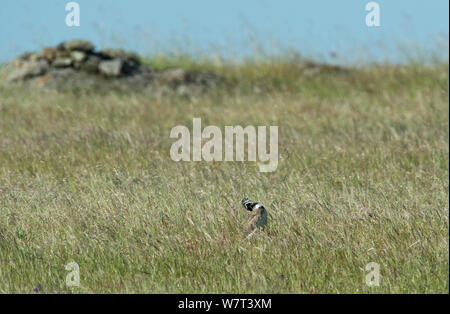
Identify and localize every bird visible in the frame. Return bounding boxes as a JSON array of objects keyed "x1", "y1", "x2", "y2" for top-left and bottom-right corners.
[{"x1": 242, "y1": 197, "x2": 268, "y2": 238}]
